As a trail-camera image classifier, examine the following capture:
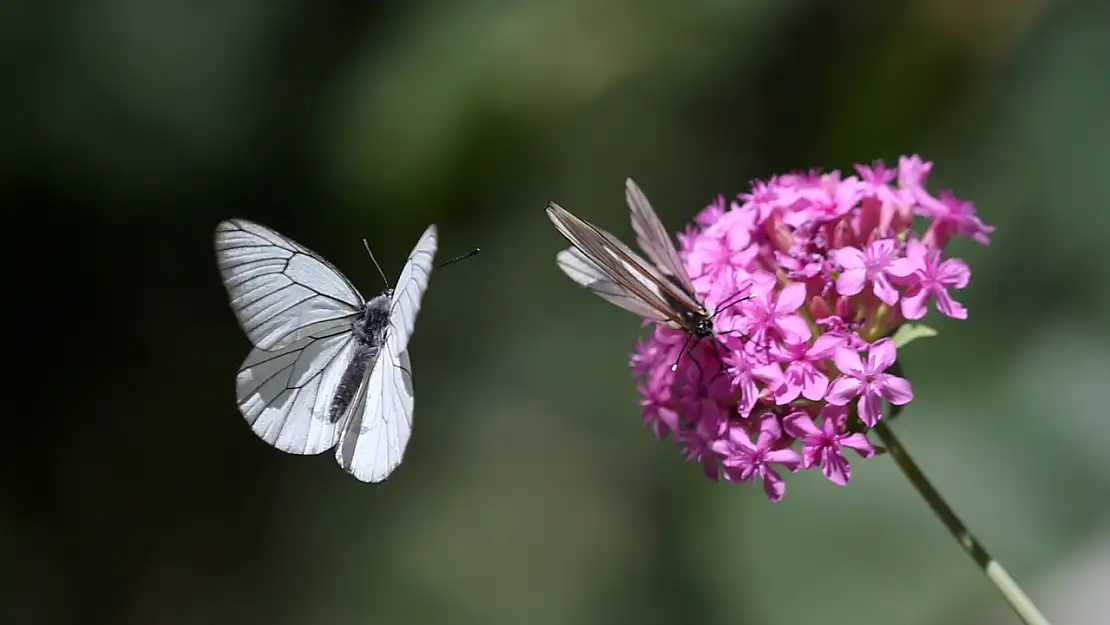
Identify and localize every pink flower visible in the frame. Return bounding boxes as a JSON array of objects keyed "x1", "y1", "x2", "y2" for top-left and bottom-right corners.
[
  {"x1": 759, "y1": 334, "x2": 843, "y2": 404},
  {"x1": 672, "y1": 357, "x2": 733, "y2": 426},
  {"x1": 723, "y1": 350, "x2": 761, "y2": 419},
  {"x1": 737, "y1": 180, "x2": 782, "y2": 224},
  {"x1": 695, "y1": 194, "x2": 728, "y2": 226},
  {"x1": 919, "y1": 190, "x2": 995, "y2": 247},
  {"x1": 616, "y1": 155, "x2": 986, "y2": 501},
  {"x1": 889, "y1": 240, "x2": 971, "y2": 320},
  {"x1": 896, "y1": 154, "x2": 933, "y2": 203},
  {"x1": 833, "y1": 239, "x2": 902, "y2": 306},
  {"x1": 784, "y1": 406, "x2": 874, "y2": 485},
  {"x1": 677, "y1": 418, "x2": 727, "y2": 481},
  {"x1": 826, "y1": 339, "x2": 914, "y2": 426},
  {"x1": 711, "y1": 415, "x2": 801, "y2": 502},
  {"x1": 855, "y1": 160, "x2": 896, "y2": 187},
  {"x1": 732, "y1": 281, "x2": 811, "y2": 346},
  {"x1": 794, "y1": 173, "x2": 864, "y2": 224}
]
